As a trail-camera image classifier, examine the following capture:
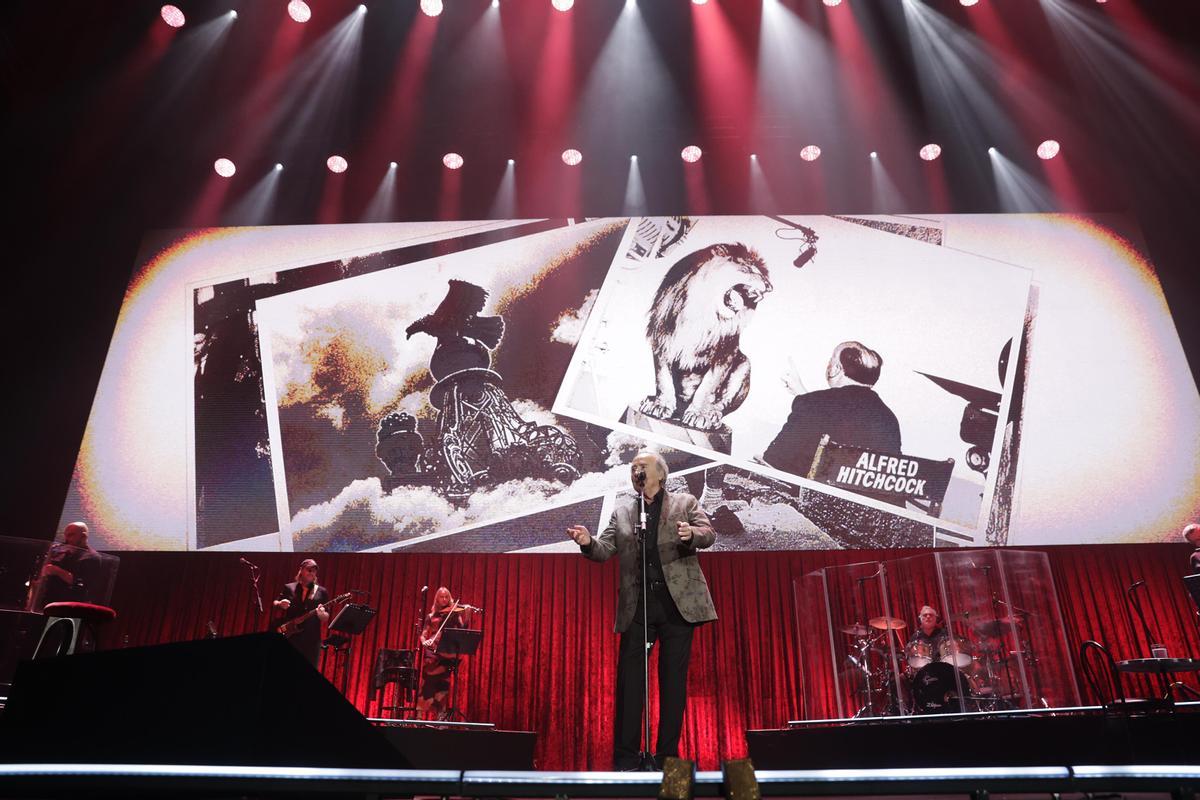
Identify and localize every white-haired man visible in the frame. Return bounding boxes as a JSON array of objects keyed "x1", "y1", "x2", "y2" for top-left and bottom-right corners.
[
  {"x1": 1183, "y1": 523, "x2": 1200, "y2": 573},
  {"x1": 567, "y1": 450, "x2": 717, "y2": 771}
]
